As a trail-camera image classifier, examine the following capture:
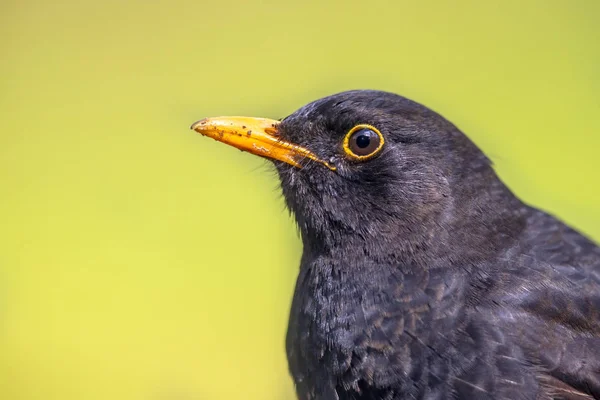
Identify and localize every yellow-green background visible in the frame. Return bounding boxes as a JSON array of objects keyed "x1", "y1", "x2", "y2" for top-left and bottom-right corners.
[{"x1": 1, "y1": 1, "x2": 599, "y2": 399}]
